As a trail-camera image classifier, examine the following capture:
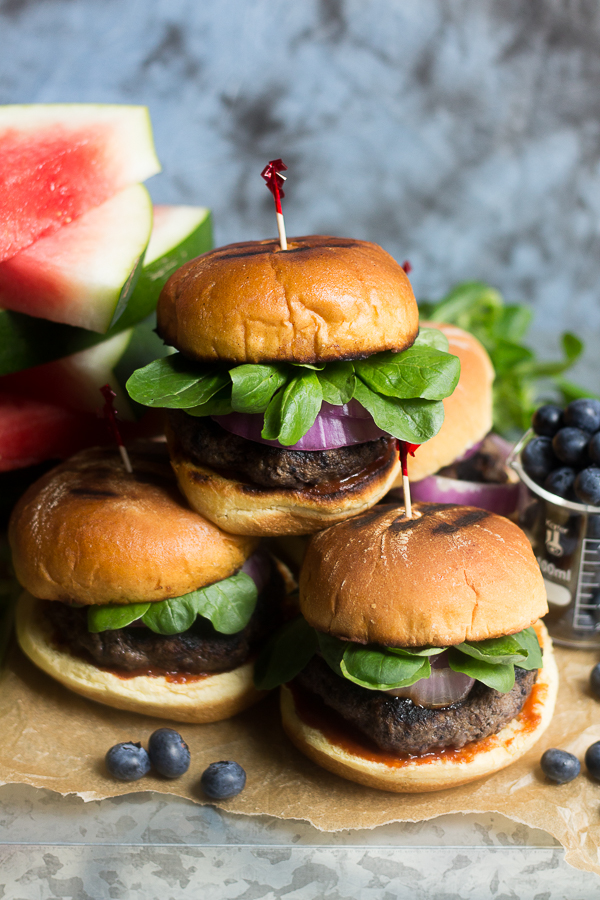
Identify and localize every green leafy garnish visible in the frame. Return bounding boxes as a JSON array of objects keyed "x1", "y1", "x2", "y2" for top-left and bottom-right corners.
[
  {"x1": 418, "y1": 281, "x2": 596, "y2": 437},
  {"x1": 88, "y1": 571, "x2": 257, "y2": 636},
  {"x1": 447, "y1": 649, "x2": 515, "y2": 693},
  {"x1": 231, "y1": 364, "x2": 288, "y2": 414},
  {"x1": 126, "y1": 335, "x2": 460, "y2": 447},
  {"x1": 253, "y1": 619, "x2": 543, "y2": 695},
  {"x1": 355, "y1": 346, "x2": 460, "y2": 401},
  {"x1": 253, "y1": 616, "x2": 320, "y2": 690}
]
